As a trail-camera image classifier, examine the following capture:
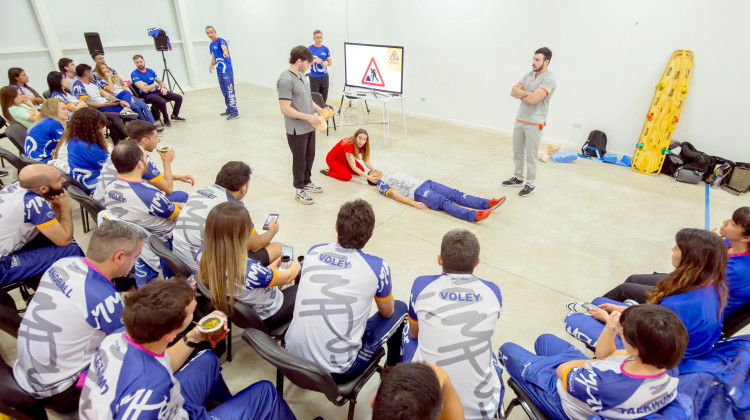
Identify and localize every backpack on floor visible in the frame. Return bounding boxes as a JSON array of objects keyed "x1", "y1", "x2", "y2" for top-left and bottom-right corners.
[
  {"x1": 660, "y1": 141, "x2": 684, "y2": 176},
  {"x1": 706, "y1": 157, "x2": 735, "y2": 187},
  {"x1": 582, "y1": 130, "x2": 607, "y2": 158},
  {"x1": 723, "y1": 162, "x2": 750, "y2": 194},
  {"x1": 678, "y1": 141, "x2": 716, "y2": 179},
  {"x1": 674, "y1": 167, "x2": 703, "y2": 184}
]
